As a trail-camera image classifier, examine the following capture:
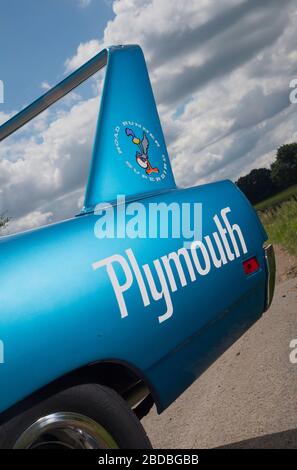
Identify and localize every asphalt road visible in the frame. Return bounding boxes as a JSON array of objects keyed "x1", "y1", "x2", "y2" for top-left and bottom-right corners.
[{"x1": 143, "y1": 276, "x2": 297, "y2": 448}]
